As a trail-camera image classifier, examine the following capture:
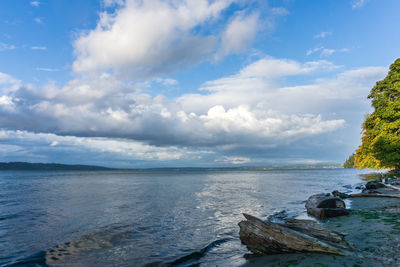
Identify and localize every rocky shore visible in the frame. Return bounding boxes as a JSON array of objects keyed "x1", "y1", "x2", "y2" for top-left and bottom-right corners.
[{"x1": 239, "y1": 171, "x2": 400, "y2": 266}]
